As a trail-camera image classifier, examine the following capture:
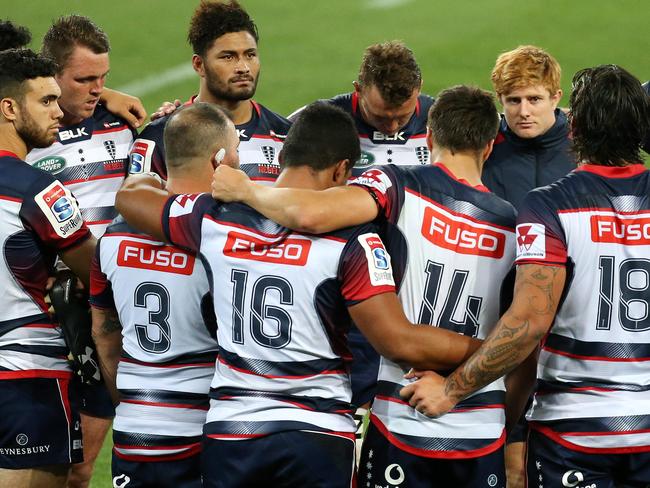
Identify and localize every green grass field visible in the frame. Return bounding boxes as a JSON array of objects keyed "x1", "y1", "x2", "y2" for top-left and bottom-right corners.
[{"x1": 4, "y1": 1, "x2": 650, "y2": 486}]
